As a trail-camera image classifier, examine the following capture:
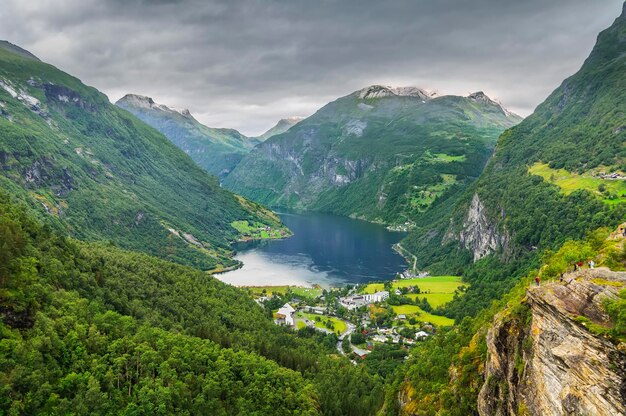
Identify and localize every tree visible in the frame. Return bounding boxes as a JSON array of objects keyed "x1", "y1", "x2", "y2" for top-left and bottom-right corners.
[{"x1": 342, "y1": 337, "x2": 352, "y2": 354}]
